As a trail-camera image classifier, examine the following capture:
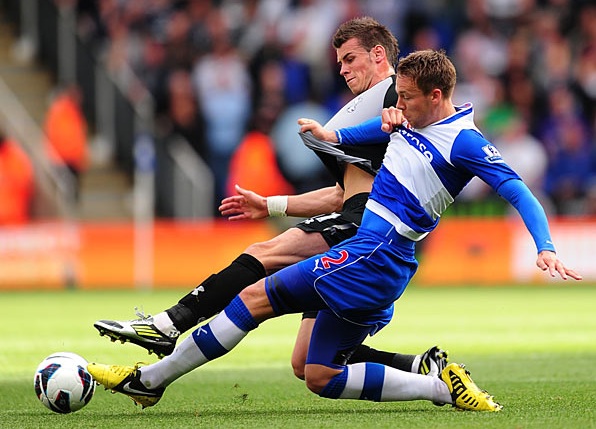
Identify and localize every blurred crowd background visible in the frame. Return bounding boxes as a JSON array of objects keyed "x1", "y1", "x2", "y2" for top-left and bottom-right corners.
[{"x1": 2, "y1": 0, "x2": 596, "y2": 224}]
